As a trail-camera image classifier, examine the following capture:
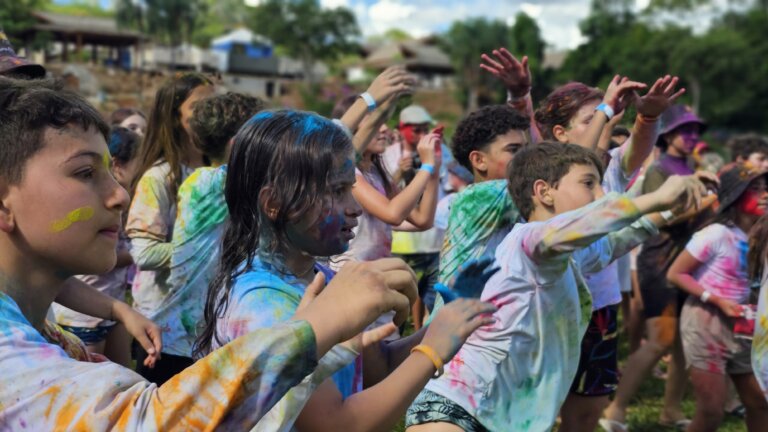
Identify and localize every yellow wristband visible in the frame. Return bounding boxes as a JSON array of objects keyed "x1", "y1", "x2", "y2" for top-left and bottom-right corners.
[{"x1": 411, "y1": 344, "x2": 444, "y2": 378}]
